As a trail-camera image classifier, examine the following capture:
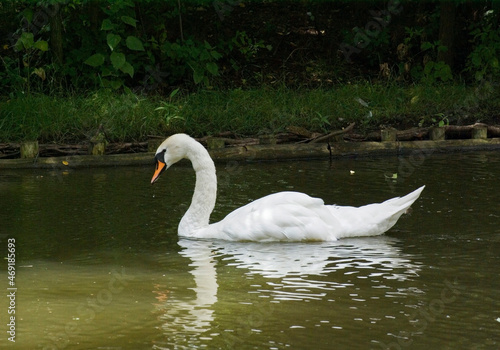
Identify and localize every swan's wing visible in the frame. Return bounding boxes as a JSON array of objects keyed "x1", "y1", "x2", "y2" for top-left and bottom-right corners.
[
  {"x1": 197, "y1": 186, "x2": 424, "y2": 242},
  {"x1": 206, "y1": 192, "x2": 340, "y2": 241},
  {"x1": 328, "y1": 185, "x2": 425, "y2": 238}
]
